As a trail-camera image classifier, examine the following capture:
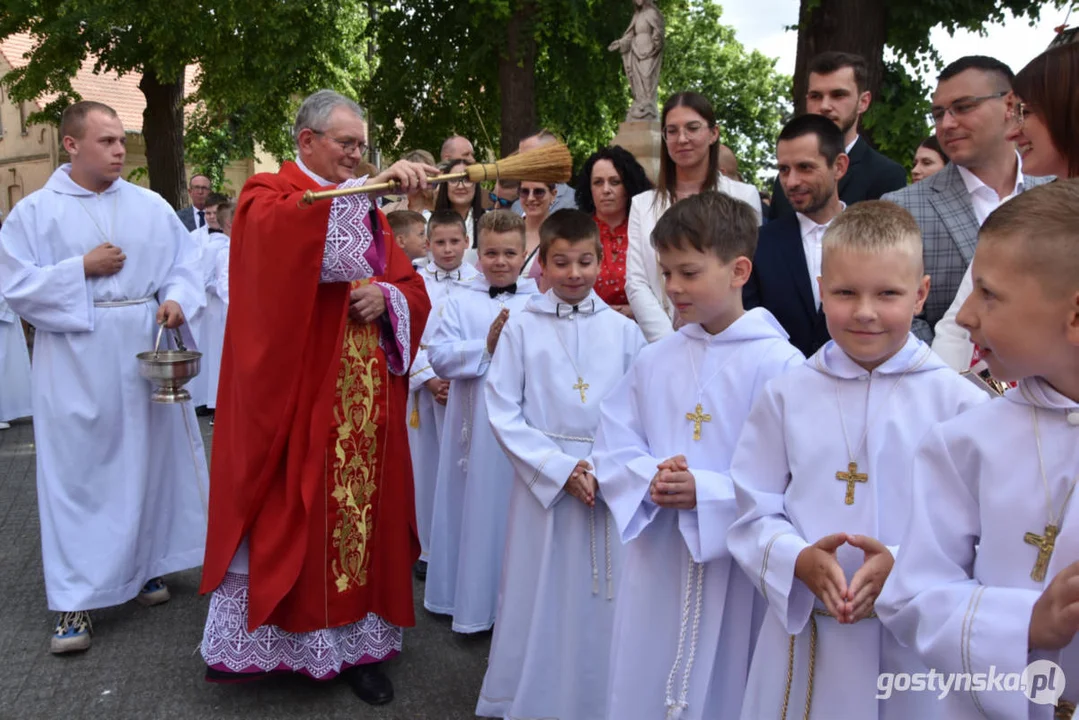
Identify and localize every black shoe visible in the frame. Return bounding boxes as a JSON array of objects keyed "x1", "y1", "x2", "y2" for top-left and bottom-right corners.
[
  {"x1": 413, "y1": 560, "x2": 428, "y2": 581},
  {"x1": 343, "y1": 663, "x2": 394, "y2": 705}
]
